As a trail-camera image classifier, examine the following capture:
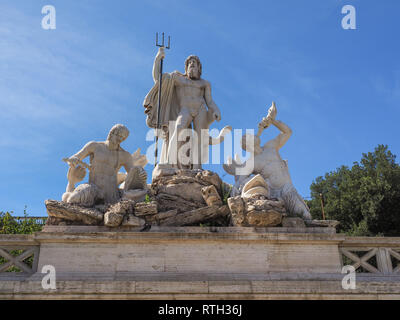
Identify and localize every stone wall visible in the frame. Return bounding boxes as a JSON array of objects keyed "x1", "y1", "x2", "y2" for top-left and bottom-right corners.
[{"x1": 1, "y1": 227, "x2": 400, "y2": 299}]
